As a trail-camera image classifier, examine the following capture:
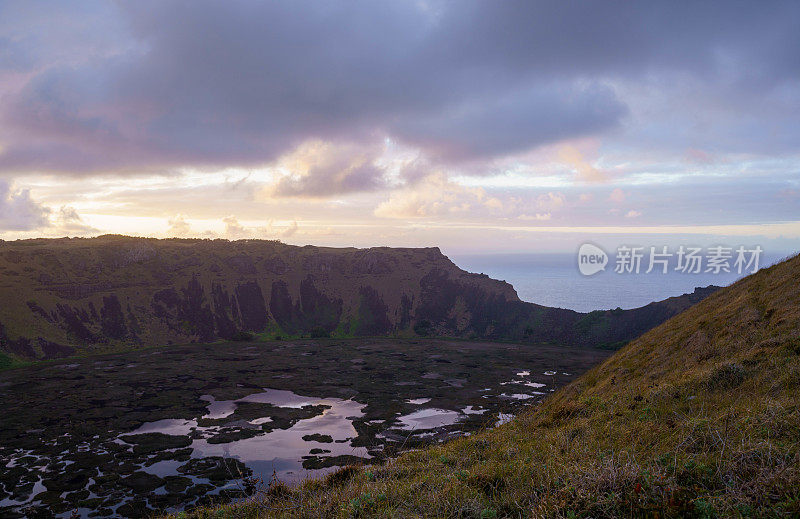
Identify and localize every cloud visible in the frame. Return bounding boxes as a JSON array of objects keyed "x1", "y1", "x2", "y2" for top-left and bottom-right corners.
[
  {"x1": 686, "y1": 148, "x2": 715, "y2": 164},
  {"x1": 374, "y1": 173, "x2": 499, "y2": 218},
  {"x1": 0, "y1": 182, "x2": 98, "y2": 235},
  {"x1": 534, "y1": 192, "x2": 566, "y2": 211},
  {"x1": 608, "y1": 188, "x2": 626, "y2": 203},
  {"x1": 391, "y1": 82, "x2": 626, "y2": 162},
  {"x1": 374, "y1": 173, "x2": 567, "y2": 221},
  {"x1": 1, "y1": 1, "x2": 799, "y2": 244},
  {"x1": 558, "y1": 144, "x2": 609, "y2": 183},
  {"x1": 779, "y1": 188, "x2": 800, "y2": 200},
  {"x1": 264, "y1": 219, "x2": 299, "y2": 239},
  {"x1": 625, "y1": 210, "x2": 642, "y2": 218},
  {"x1": 222, "y1": 215, "x2": 247, "y2": 238},
  {"x1": 217, "y1": 215, "x2": 299, "y2": 240},
  {"x1": 263, "y1": 141, "x2": 388, "y2": 198},
  {"x1": 519, "y1": 213, "x2": 551, "y2": 221},
  {"x1": 2, "y1": 1, "x2": 796, "y2": 179},
  {"x1": 0, "y1": 179, "x2": 50, "y2": 231},
  {"x1": 281, "y1": 220, "x2": 298, "y2": 238},
  {"x1": 52, "y1": 206, "x2": 98, "y2": 234},
  {"x1": 166, "y1": 214, "x2": 191, "y2": 236},
  {"x1": 511, "y1": 193, "x2": 564, "y2": 223}
]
